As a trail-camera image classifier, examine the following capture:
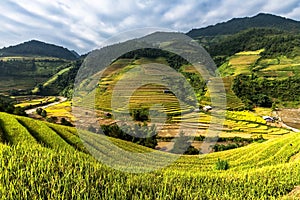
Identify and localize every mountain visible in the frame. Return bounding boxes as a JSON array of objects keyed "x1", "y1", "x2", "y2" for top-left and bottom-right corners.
[
  {"x1": 0, "y1": 40, "x2": 79, "y2": 60},
  {"x1": 187, "y1": 13, "x2": 300, "y2": 38},
  {"x1": 207, "y1": 28, "x2": 300, "y2": 57},
  {"x1": 0, "y1": 40, "x2": 82, "y2": 95}
]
